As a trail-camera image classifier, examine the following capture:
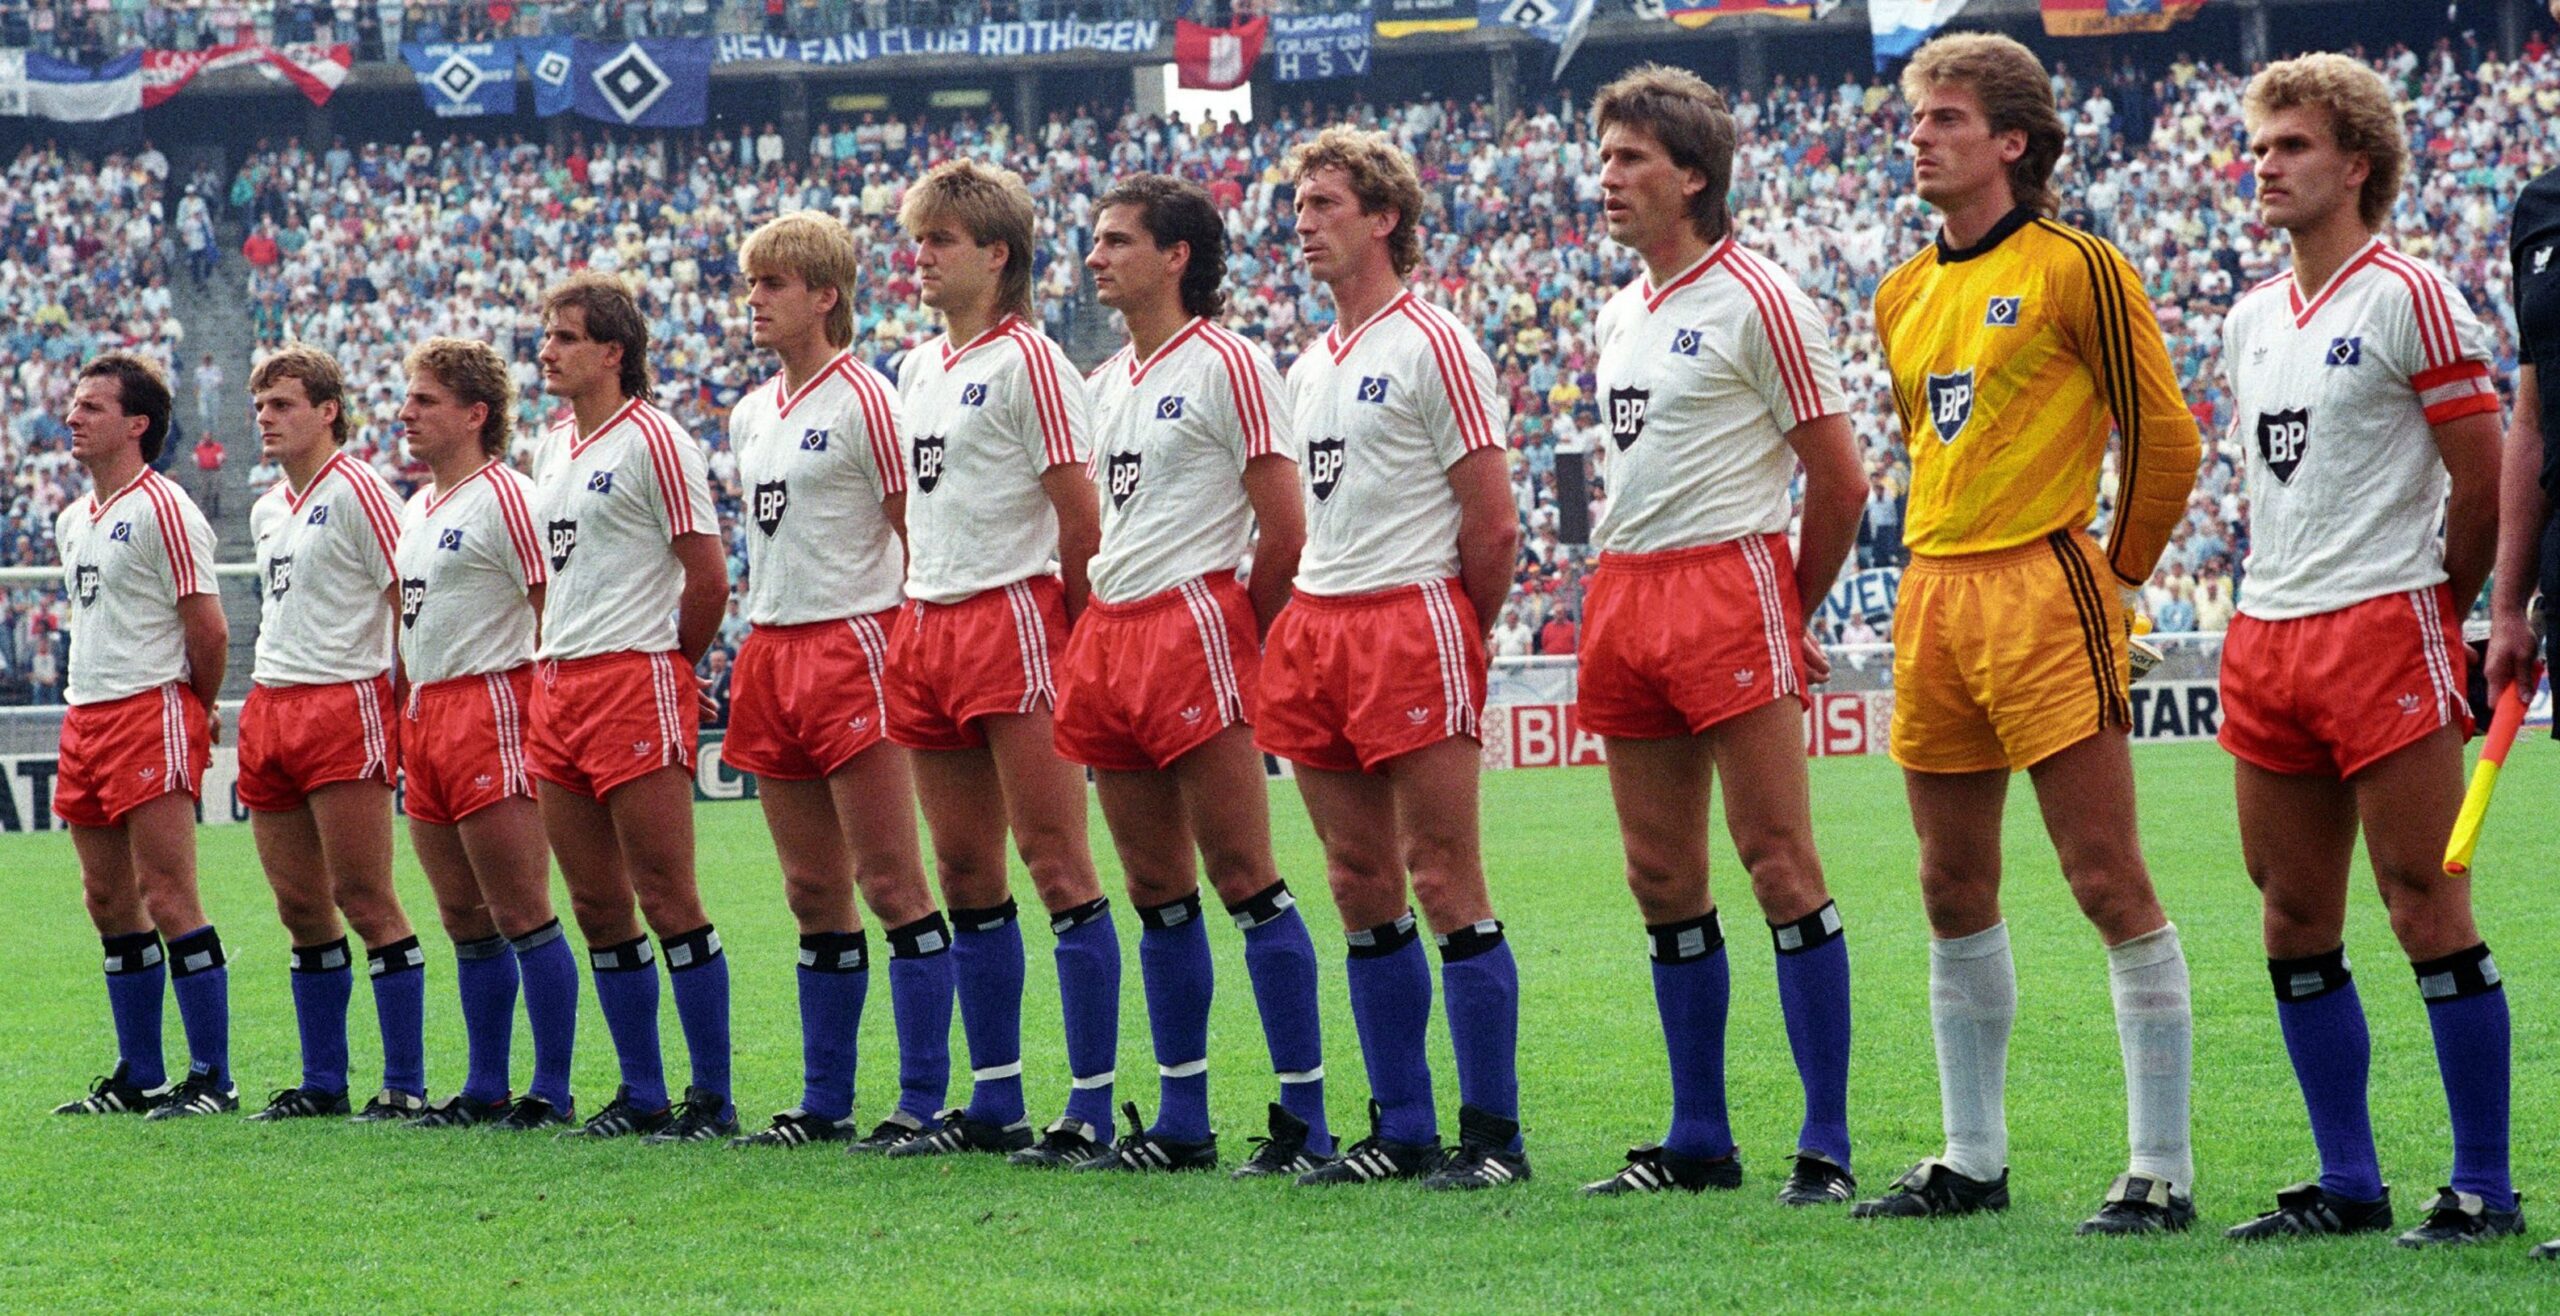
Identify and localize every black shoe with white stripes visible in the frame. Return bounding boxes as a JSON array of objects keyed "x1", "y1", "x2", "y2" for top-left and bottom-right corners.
[
  {"x1": 2395, "y1": 1187, "x2": 2526, "y2": 1248},
  {"x1": 2225, "y1": 1181, "x2": 2393, "y2": 1241},
  {"x1": 847, "y1": 1110, "x2": 928, "y2": 1154},
  {"x1": 1581, "y1": 1144, "x2": 1743, "y2": 1196},
  {"x1": 1082, "y1": 1101, "x2": 1218, "y2": 1173},
  {"x1": 405, "y1": 1092, "x2": 514, "y2": 1129},
  {"x1": 1007, "y1": 1116, "x2": 1109, "y2": 1168},
  {"x1": 53, "y1": 1065, "x2": 169, "y2": 1115},
  {"x1": 247, "y1": 1086, "x2": 352, "y2": 1122},
  {"x1": 1420, "y1": 1106, "x2": 1529, "y2": 1191},
  {"x1": 1850, "y1": 1158, "x2": 2010, "y2": 1219},
  {"x1": 1233, "y1": 1103, "x2": 1334, "y2": 1180},
  {"x1": 1295, "y1": 1101, "x2": 1441, "y2": 1187},
  {"x1": 143, "y1": 1071, "x2": 239, "y2": 1120},
  {"x1": 494, "y1": 1094, "x2": 574, "y2": 1131},
  {"x1": 642, "y1": 1087, "x2": 739, "y2": 1145},
  {"x1": 2079, "y1": 1172, "x2": 2196, "y2": 1235},
  {"x1": 881, "y1": 1108, "x2": 1035, "y2": 1158},
  {"x1": 559, "y1": 1085, "x2": 672, "y2": 1139},
  {"x1": 1778, "y1": 1153, "x2": 1857, "y2": 1206},
  {"x1": 2530, "y1": 1236, "x2": 2560, "y2": 1261},
  {"x1": 350, "y1": 1089, "x2": 429, "y2": 1124},
  {"x1": 732, "y1": 1107, "x2": 857, "y2": 1148}
]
